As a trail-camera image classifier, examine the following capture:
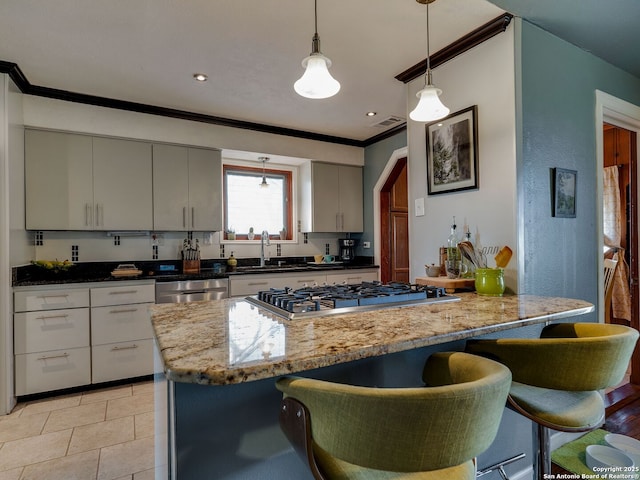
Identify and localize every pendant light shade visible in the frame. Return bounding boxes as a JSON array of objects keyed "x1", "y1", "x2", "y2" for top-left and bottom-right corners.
[
  {"x1": 259, "y1": 156, "x2": 269, "y2": 188},
  {"x1": 294, "y1": 1, "x2": 340, "y2": 99},
  {"x1": 409, "y1": 0, "x2": 449, "y2": 122},
  {"x1": 409, "y1": 80, "x2": 450, "y2": 122}
]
